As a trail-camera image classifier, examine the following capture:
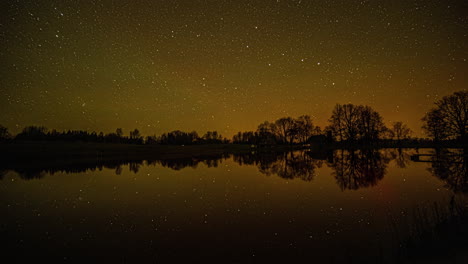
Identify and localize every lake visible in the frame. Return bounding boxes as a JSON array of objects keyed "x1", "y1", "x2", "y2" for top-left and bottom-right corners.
[{"x1": 1, "y1": 148, "x2": 467, "y2": 262}]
